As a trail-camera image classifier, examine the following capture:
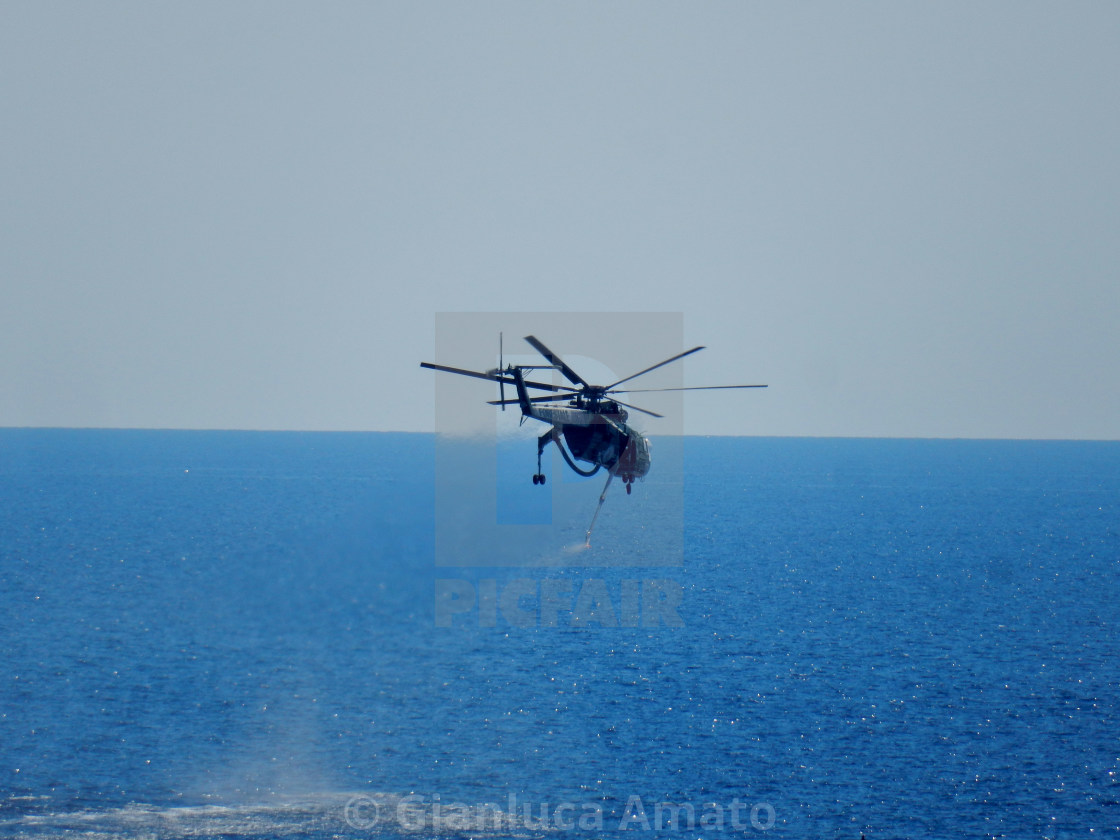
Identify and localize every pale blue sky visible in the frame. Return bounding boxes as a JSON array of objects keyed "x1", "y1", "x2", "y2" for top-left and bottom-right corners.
[{"x1": 3, "y1": 2, "x2": 1118, "y2": 437}]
